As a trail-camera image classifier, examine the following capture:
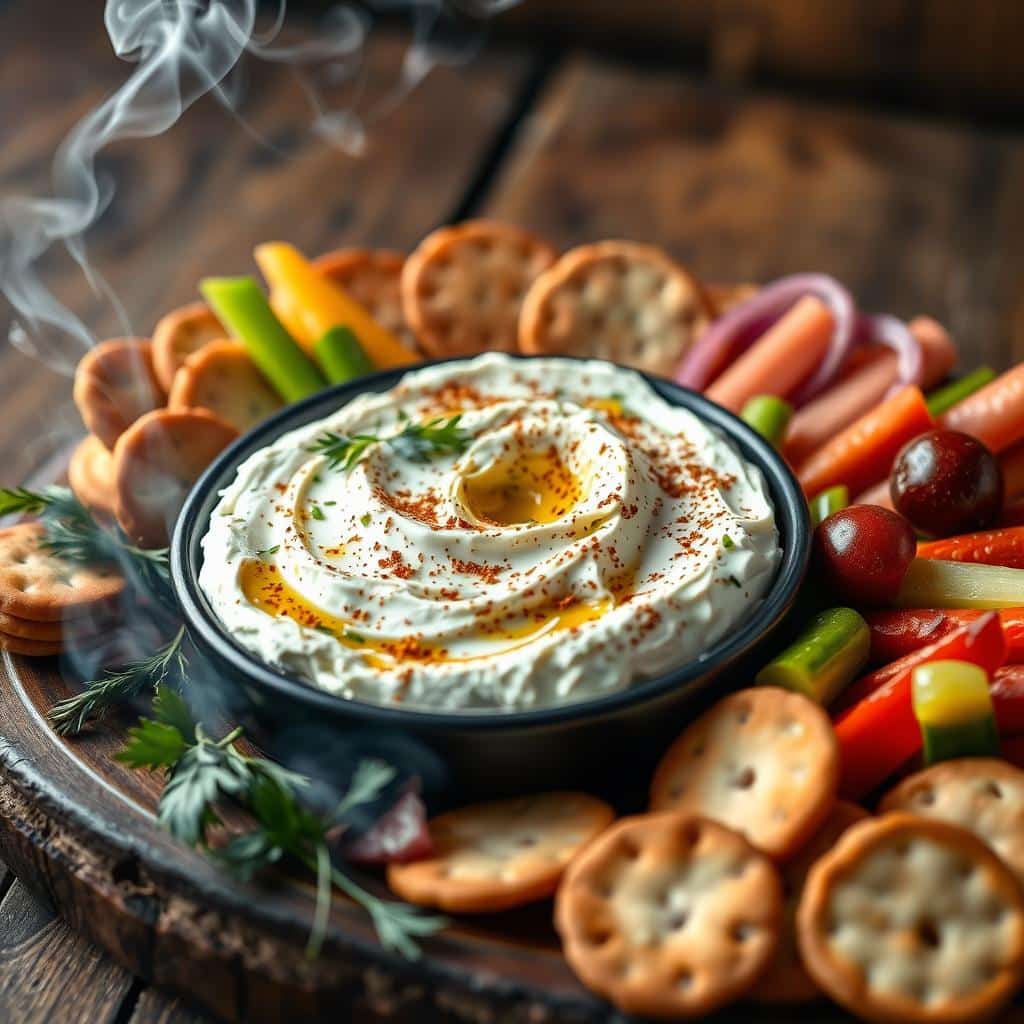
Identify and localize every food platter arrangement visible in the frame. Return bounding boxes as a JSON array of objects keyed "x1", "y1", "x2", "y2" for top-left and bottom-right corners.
[{"x1": 2, "y1": 217, "x2": 1024, "y2": 1022}]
